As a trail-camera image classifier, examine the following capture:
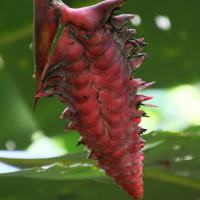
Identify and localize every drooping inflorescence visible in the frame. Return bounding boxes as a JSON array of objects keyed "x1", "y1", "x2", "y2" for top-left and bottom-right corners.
[{"x1": 33, "y1": 0, "x2": 156, "y2": 199}]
